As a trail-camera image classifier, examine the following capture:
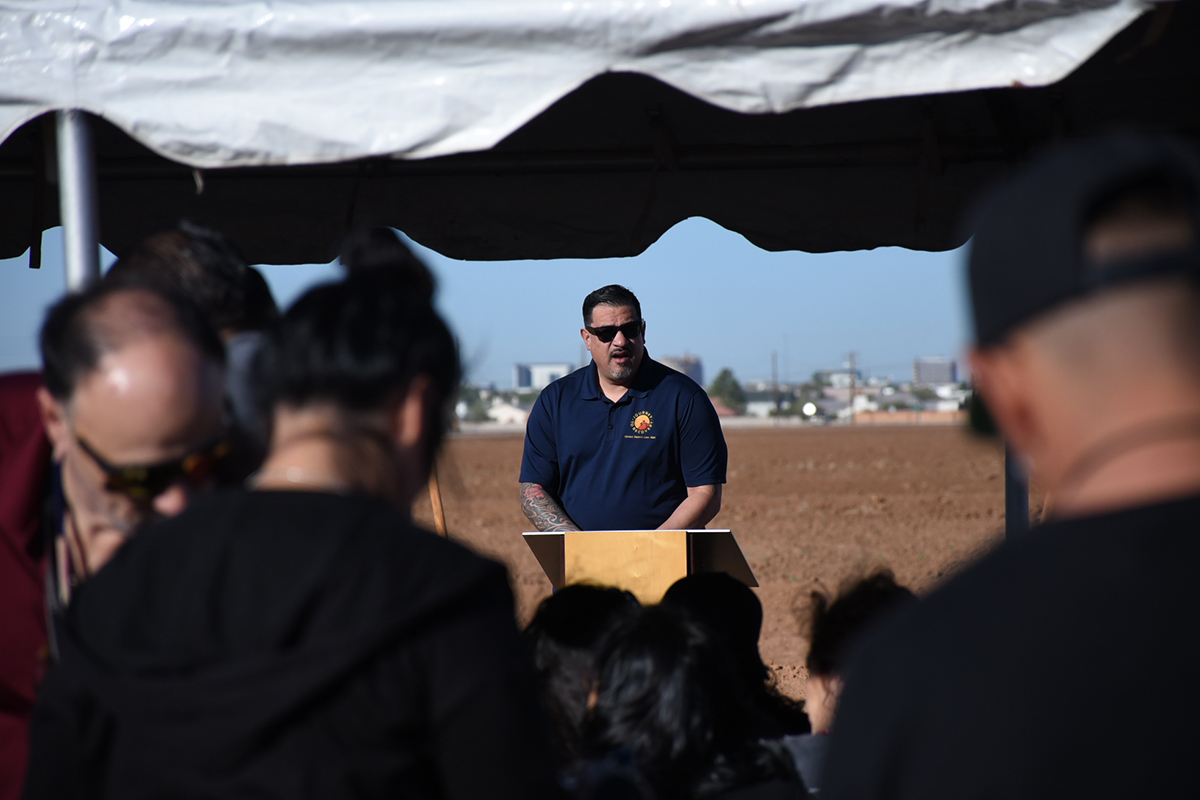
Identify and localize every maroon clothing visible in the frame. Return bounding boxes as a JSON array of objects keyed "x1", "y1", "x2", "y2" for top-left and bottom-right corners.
[{"x1": 0, "y1": 372, "x2": 50, "y2": 800}]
